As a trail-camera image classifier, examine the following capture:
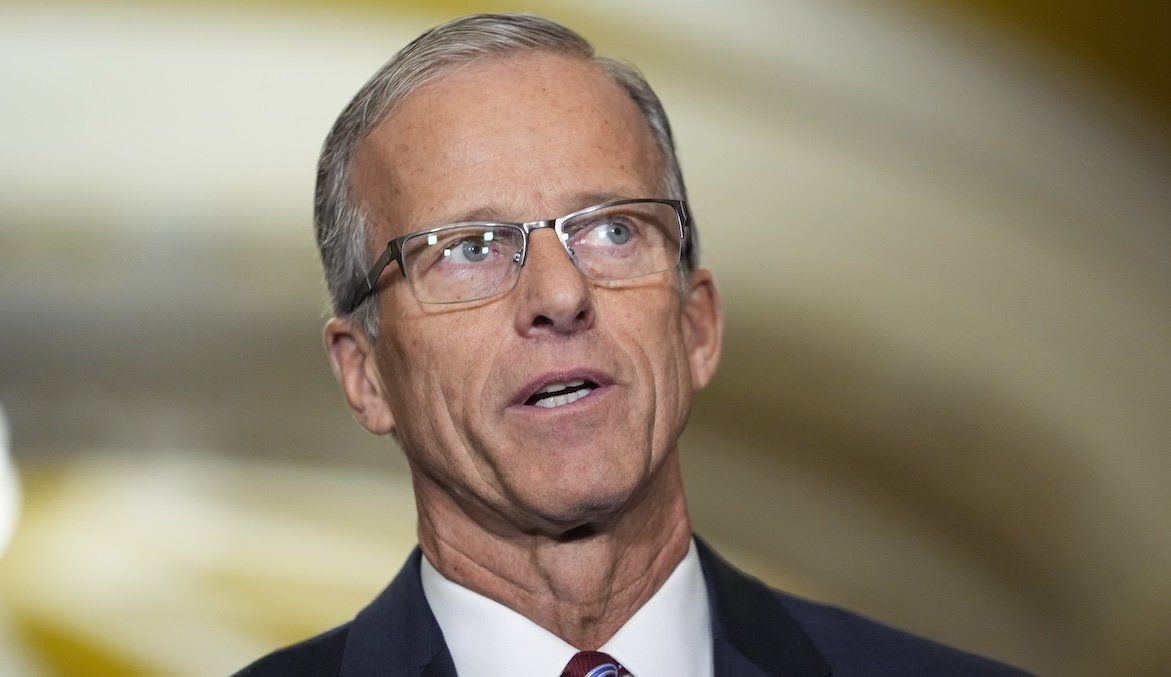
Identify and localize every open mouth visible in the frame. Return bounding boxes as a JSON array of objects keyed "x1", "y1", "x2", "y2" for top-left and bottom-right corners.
[{"x1": 523, "y1": 379, "x2": 599, "y2": 409}]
